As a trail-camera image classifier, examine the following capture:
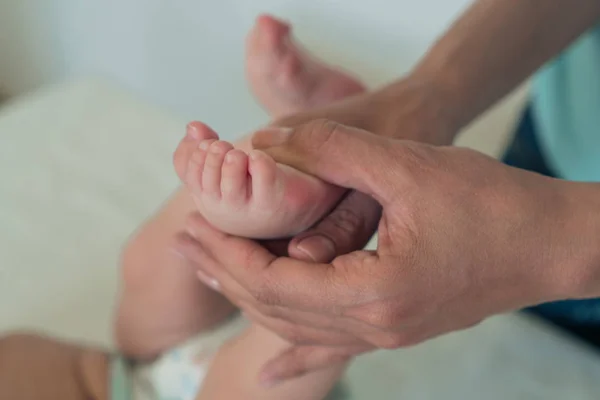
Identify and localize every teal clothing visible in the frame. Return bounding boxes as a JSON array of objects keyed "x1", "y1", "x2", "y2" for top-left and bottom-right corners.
[
  {"x1": 111, "y1": 355, "x2": 133, "y2": 400},
  {"x1": 532, "y1": 26, "x2": 600, "y2": 181},
  {"x1": 507, "y1": 25, "x2": 600, "y2": 335}
]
